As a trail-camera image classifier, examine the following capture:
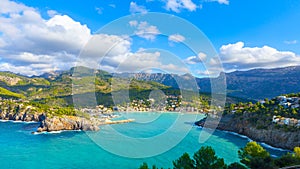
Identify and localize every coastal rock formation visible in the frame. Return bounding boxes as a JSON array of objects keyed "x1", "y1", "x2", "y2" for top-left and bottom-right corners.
[
  {"x1": 0, "y1": 105, "x2": 99, "y2": 132},
  {"x1": 0, "y1": 107, "x2": 44, "y2": 122},
  {"x1": 37, "y1": 116, "x2": 100, "y2": 132},
  {"x1": 0, "y1": 101, "x2": 135, "y2": 133},
  {"x1": 195, "y1": 114, "x2": 300, "y2": 150}
]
